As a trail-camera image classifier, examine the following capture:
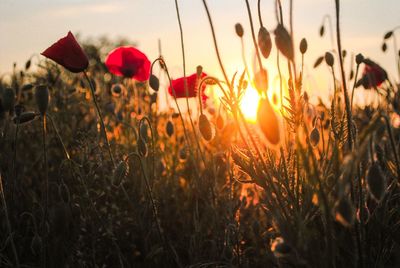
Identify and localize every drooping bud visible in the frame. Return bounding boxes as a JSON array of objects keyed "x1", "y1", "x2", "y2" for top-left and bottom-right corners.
[
  {"x1": 299, "y1": 38, "x2": 308, "y2": 54},
  {"x1": 366, "y1": 162, "x2": 386, "y2": 201},
  {"x1": 257, "y1": 98, "x2": 280, "y2": 146},
  {"x1": 334, "y1": 197, "x2": 355, "y2": 227},
  {"x1": 35, "y1": 85, "x2": 49, "y2": 115},
  {"x1": 58, "y1": 181, "x2": 71, "y2": 203},
  {"x1": 274, "y1": 24, "x2": 294, "y2": 61},
  {"x1": 325, "y1": 52, "x2": 334, "y2": 67},
  {"x1": 140, "y1": 123, "x2": 149, "y2": 143},
  {"x1": 319, "y1": 25, "x2": 325, "y2": 37},
  {"x1": 25, "y1": 59, "x2": 32, "y2": 70},
  {"x1": 258, "y1": 27, "x2": 272, "y2": 59},
  {"x1": 166, "y1": 120, "x2": 174, "y2": 137},
  {"x1": 111, "y1": 84, "x2": 123, "y2": 97},
  {"x1": 235, "y1": 23, "x2": 244, "y2": 37},
  {"x1": 149, "y1": 74, "x2": 159, "y2": 91},
  {"x1": 310, "y1": 127, "x2": 320, "y2": 147},
  {"x1": 199, "y1": 114, "x2": 213, "y2": 141},
  {"x1": 2, "y1": 88, "x2": 15, "y2": 112},
  {"x1": 112, "y1": 160, "x2": 129, "y2": 187},
  {"x1": 138, "y1": 137, "x2": 148, "y2": 157}
]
